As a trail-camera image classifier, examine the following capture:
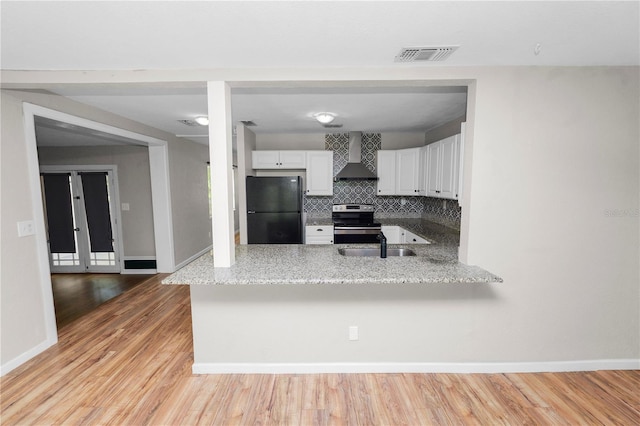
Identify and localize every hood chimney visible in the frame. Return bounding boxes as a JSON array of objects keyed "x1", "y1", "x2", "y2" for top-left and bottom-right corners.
[{"x1": 333, "y1": 132, "x2": 378, "y2": 181}]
